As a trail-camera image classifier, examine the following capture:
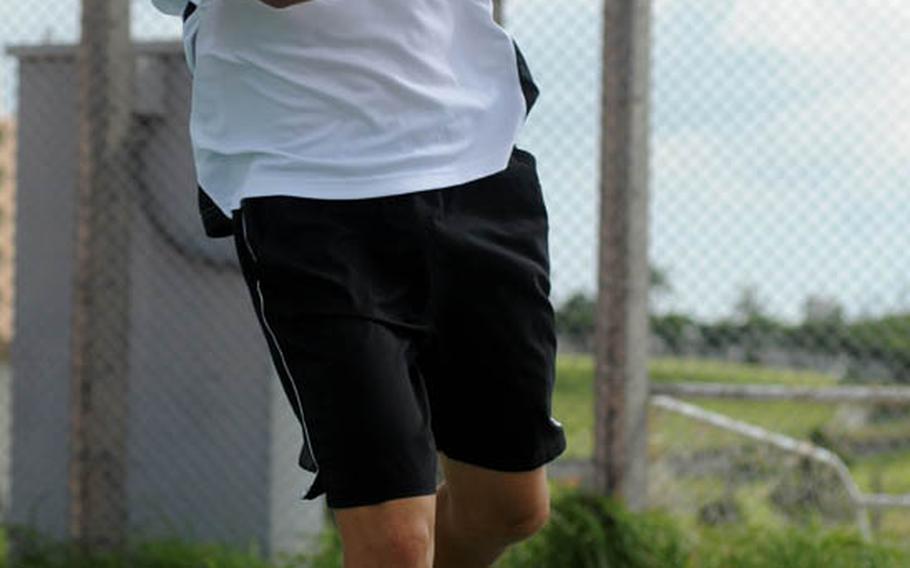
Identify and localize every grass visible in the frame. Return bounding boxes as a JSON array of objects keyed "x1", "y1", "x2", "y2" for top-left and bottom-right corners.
[
  {"x1": 553, "y1": 352, "x2": 910, "y2": 547},
  {"x1": 8, "y1": 488, "x2": 908, "y2": 567},
  {"x1": 5, "y1": 461, "x2": 910, "y2": 567},
  {"x1": 853, "y1": 450, "x2": 910, "y2": 494},
  {"x1": 298, "y1": 486, "x2": 910, "y2": 568},
  {"x1": 649, "y1": 356, "x2": 841, "y2": 387},
  {"x1": 554, "y1": 354, "x2": 910, "y2": 487},
  {"x1": 500, "y1": 484, "x2": 910, "y2": 567},
  {"x1": 696, "y1": 399, "x2": 836, "y2": 438},
  {"x1": 550, "y1": 354, "x2": 596, "y2": 459},
  {"x1": 553, "y1": 354, "x2": 845, "y2": 458},
  {"x1": 5, "y1": 353, "x2": 908, "y2": 565},
  {"x1": 235, "y1": 484, "x2": 910, "y2": 568},
  {"x1": 0, "y1": 527, "x2": 284, "y2": 568}
]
